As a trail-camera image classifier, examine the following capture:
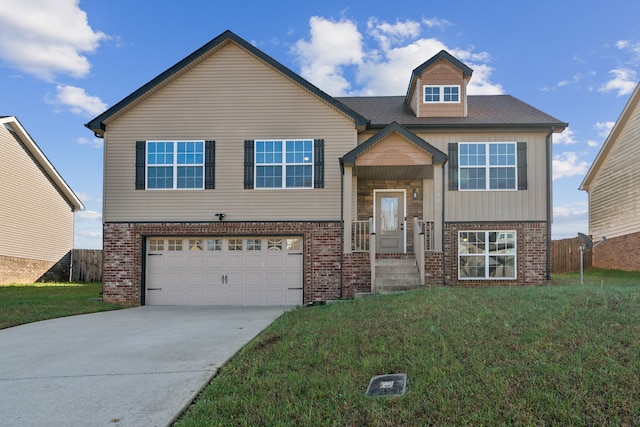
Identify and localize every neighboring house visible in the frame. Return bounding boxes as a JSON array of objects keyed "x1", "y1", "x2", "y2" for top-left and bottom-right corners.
[
  {"x1": 0, "y1": 116, "x2": 84, "y2": 283},
  {"x1": 86, "y1": 30, "x2": 566, "y2": 306},
  {"x1": 579, "y1": 81, "x2": 640, "y2": 270}
]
